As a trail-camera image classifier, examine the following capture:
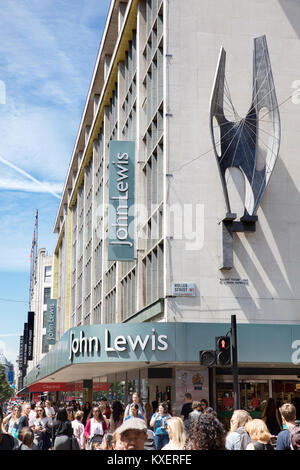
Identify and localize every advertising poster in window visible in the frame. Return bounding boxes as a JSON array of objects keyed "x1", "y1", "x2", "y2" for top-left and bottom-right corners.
[{"x1": 174, "y1": 369, "x2": 209, "y2": 416}]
